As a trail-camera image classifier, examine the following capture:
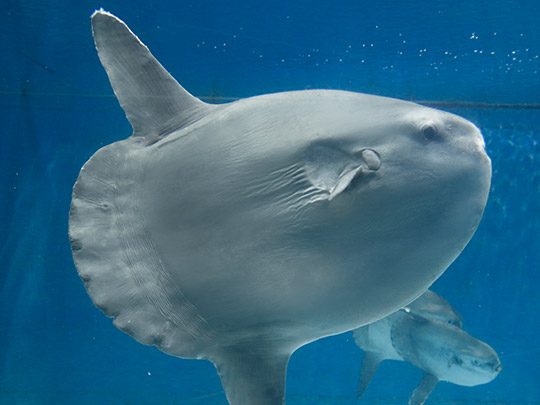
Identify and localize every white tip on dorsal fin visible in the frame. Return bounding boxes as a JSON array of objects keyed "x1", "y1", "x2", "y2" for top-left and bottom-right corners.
[{"x1": 91, "y1": 10, "x2": 215, "y2": 137}]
